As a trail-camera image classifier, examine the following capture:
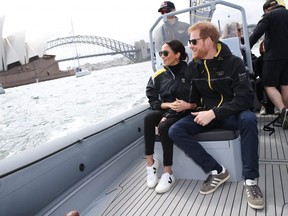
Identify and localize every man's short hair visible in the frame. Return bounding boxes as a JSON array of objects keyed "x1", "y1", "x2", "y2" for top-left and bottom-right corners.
[{"x1": 188, "y1": 21, "x2": 220, "y2": 45}]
